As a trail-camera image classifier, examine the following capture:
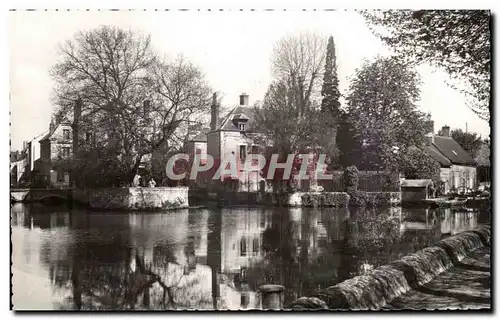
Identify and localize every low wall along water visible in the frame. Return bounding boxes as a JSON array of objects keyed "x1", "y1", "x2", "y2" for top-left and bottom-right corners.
[
  {"x1": 286, "y1": 225, "x2": 490, "y2": 310},
  {"x1": 83, "y1": 187, "x2": 189, "y2": 210}
]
